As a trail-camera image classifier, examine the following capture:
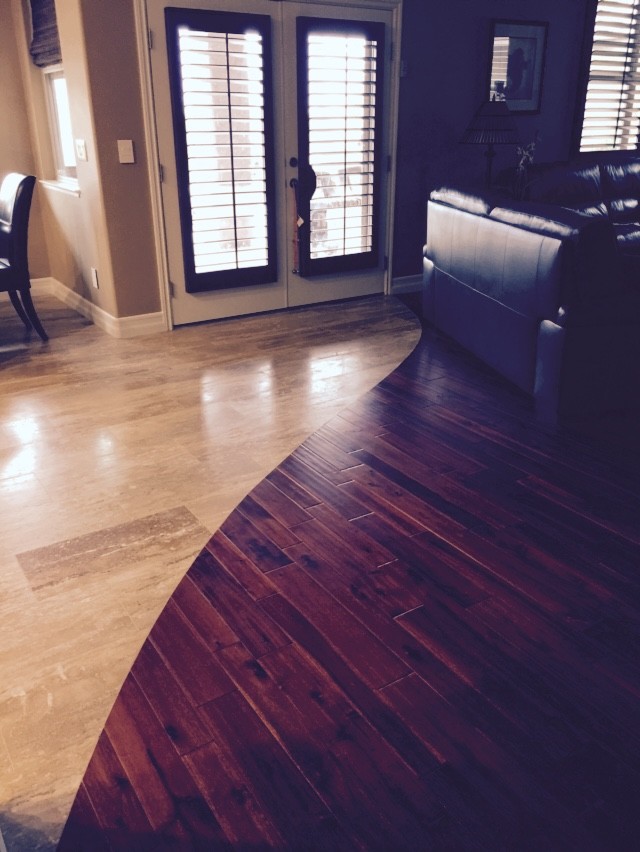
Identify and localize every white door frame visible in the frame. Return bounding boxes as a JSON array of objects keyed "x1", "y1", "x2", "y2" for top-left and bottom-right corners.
[{"x1": 133, "y1": 0, "x2": 403, "y2": 330}]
